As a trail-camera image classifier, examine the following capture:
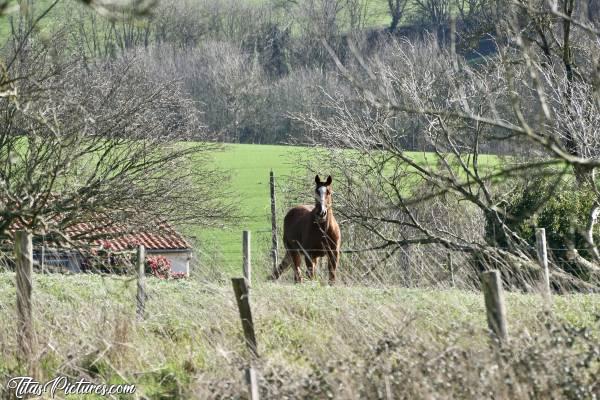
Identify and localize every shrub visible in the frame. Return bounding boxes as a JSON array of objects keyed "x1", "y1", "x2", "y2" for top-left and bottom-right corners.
[
  {"x1": 146, "y1": 255, "x2": 172, "y2": 279},
  {"x1": 486, "y1": 176, "x2": 599, "y2": 278},
  {"x1": 201, "y1": 319, "x2": 600, "y2": 399}
]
